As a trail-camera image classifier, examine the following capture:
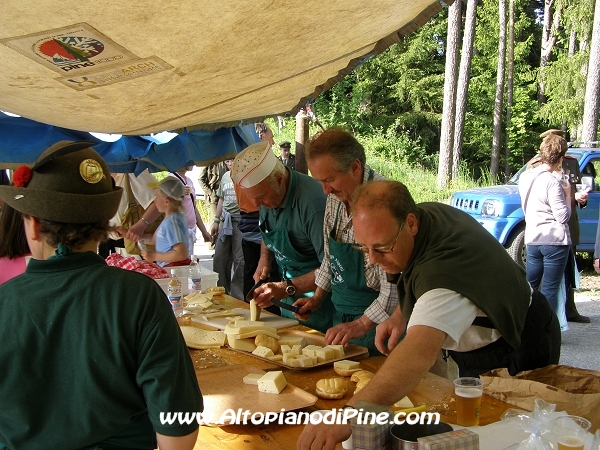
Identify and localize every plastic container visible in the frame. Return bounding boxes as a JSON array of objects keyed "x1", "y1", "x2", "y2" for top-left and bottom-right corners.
[{"x1": 155, "y1": 266, "x2": 218, "y2": 295}]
